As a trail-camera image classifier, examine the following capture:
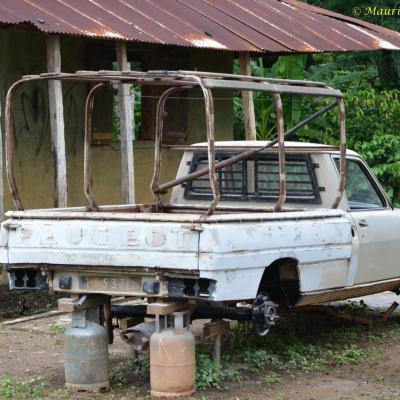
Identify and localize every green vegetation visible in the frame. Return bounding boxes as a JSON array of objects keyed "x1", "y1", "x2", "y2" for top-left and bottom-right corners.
[
  {"x1": 196, "y1": 354, "x2": 225, "y2": 390},
  {"x1": 0, "y1": 377, "x2": 48, "y2": 399},
  {"x1": 110, "y1": 369, "x2": 128, "y2": 387},
  {"x1": 241, "y1": 349, "x2": 277, "y2": 371},
  {"x1": 261, "y1": 372, "x2": 281, "y2": 385},
  {"x1": 335, "y1": 345, "x2": 364, "y2": 365},
  {"x1": 212, "y1": 302, "x2": 387, "y2": 382},
  {"x1": 195, "y1": 354, "x2": 241, "y2": 390},
  {"x1": 338, "y1": 300, "x2": 369, "y2": 316},
  {"x1": 233, "y1": 54, "x2": 400, "y2": 205},
  {"x1": 232, "y1": 2, "x2": 400, "y2": 204},
  {"x1": 129, "y1": 358, "x2": 150, "y2": 379},
  {"x1": 109, "y1": 358, "x2": 149, "y2": 389},
  {"x1": 49, "y1": 321, "x2": 67, "y2": 336},
  {"x1": 111, "y1": 353, "x2": 240, "y2": 391},
  {"x1": 112, "y1": 60, "x2": 142, "y2": 140}
]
